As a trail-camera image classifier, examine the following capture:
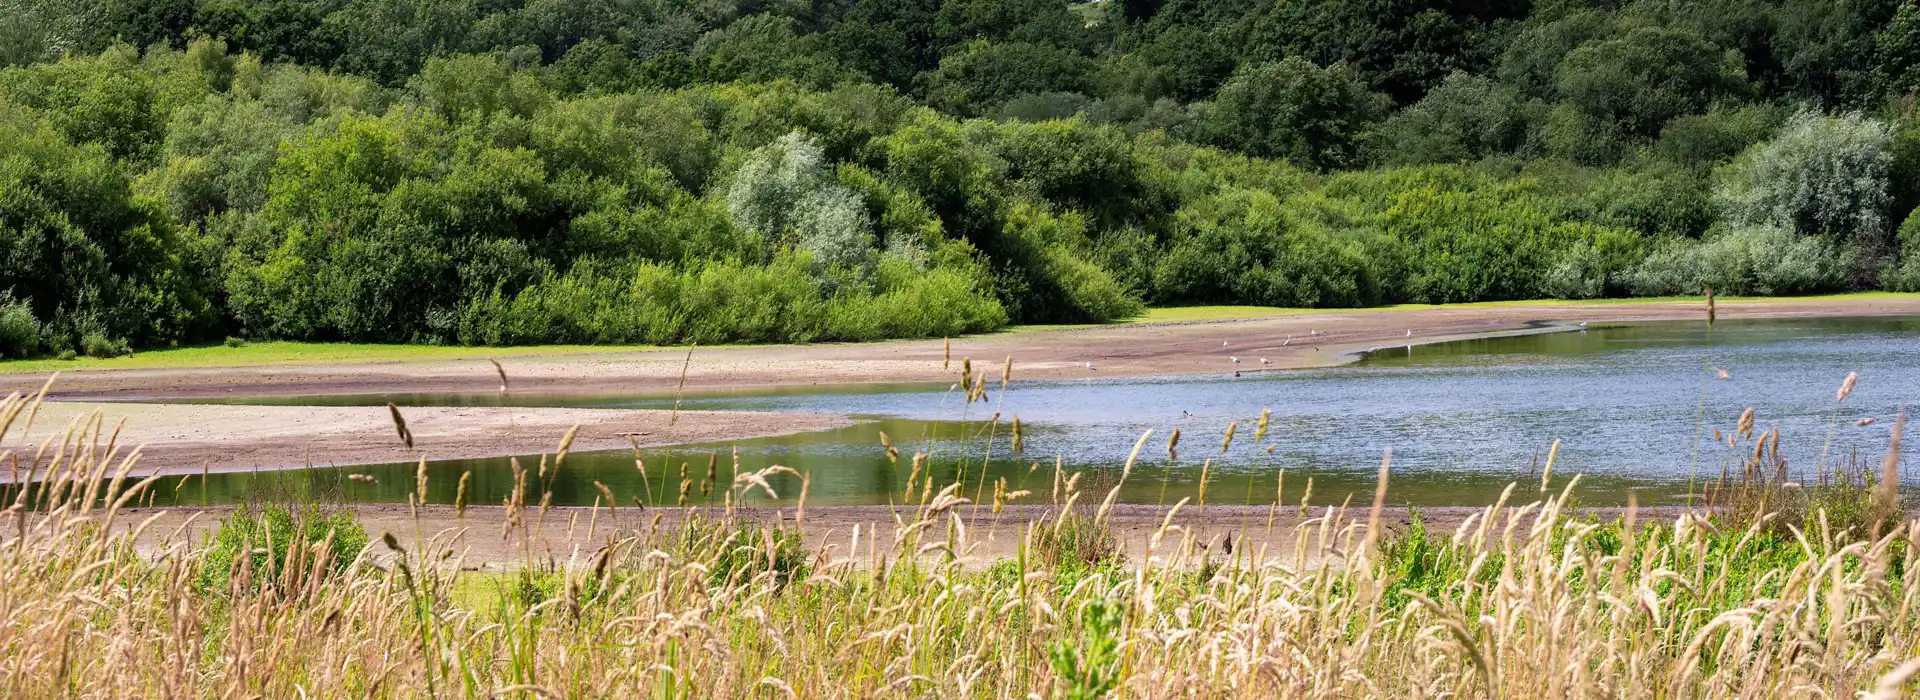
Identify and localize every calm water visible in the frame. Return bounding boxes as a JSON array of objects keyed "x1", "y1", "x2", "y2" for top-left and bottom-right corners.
[{"x1": 155, "y1": 316, "x2": 1920, "y2": 508}]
